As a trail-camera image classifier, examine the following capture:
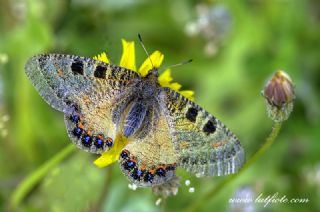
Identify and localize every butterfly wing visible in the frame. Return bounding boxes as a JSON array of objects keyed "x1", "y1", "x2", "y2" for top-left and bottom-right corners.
[
  {"x1": 158, "y1": 88, "x2": 245, "y2": 177},
  {"x1": 118, "y1": 105, "x2": 178, "y2": 187},
  {"x1": 25, "y1": 54, "x2": 140, "y2": 153}
]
